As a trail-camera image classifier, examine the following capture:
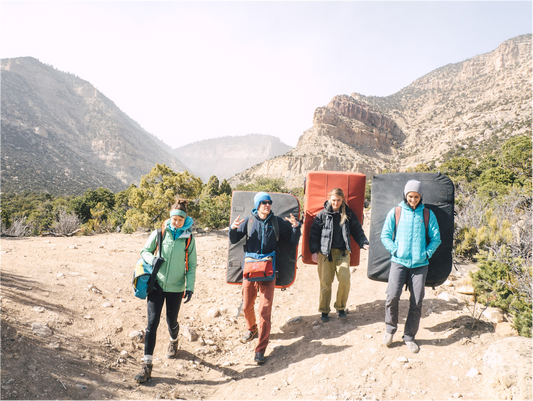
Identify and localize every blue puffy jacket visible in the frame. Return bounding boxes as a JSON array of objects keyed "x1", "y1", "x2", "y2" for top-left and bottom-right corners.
[{"x1": 380, "y1": 201, "x2": 441, "y2": 268}]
